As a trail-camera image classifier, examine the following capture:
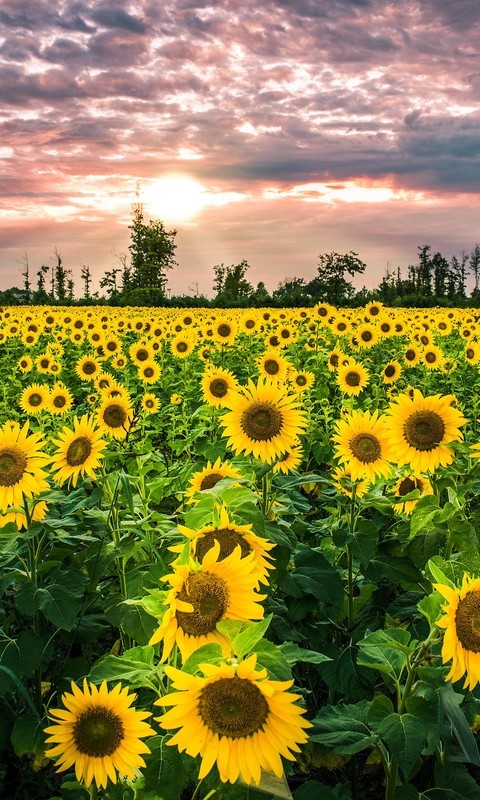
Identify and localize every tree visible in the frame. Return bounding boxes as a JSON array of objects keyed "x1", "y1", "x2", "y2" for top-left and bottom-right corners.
[
  {"x1": 34, "y1": 264, "x2": 50, "y2": 303},
  {"x1": 99, "y1": 268, "x2": 121, "y2": 301},
  {"x1": 314, "y1": 251, "x2": 367, "y2": 306},
  {"x1": 470, "y1": 244, "x2": 480, "y2": 298},
  {"x1": 128, "y1": 202, "x2": 177, "y2": 295},
  {"x1": 18, "y1": 251, "x2": 31, "y2": 301},
  {"x1": 53, "y1": 248, "x2": 67, "y2": 303},
  {"x1": 81, "y1": 265, "x2": 92, "y2": 300},
  {"x1": 212, "y1": 260, "x2": 254, "y2": 306},
  {"x1": 272, "y1": 277, "x2": 309, "y2": 307}
]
